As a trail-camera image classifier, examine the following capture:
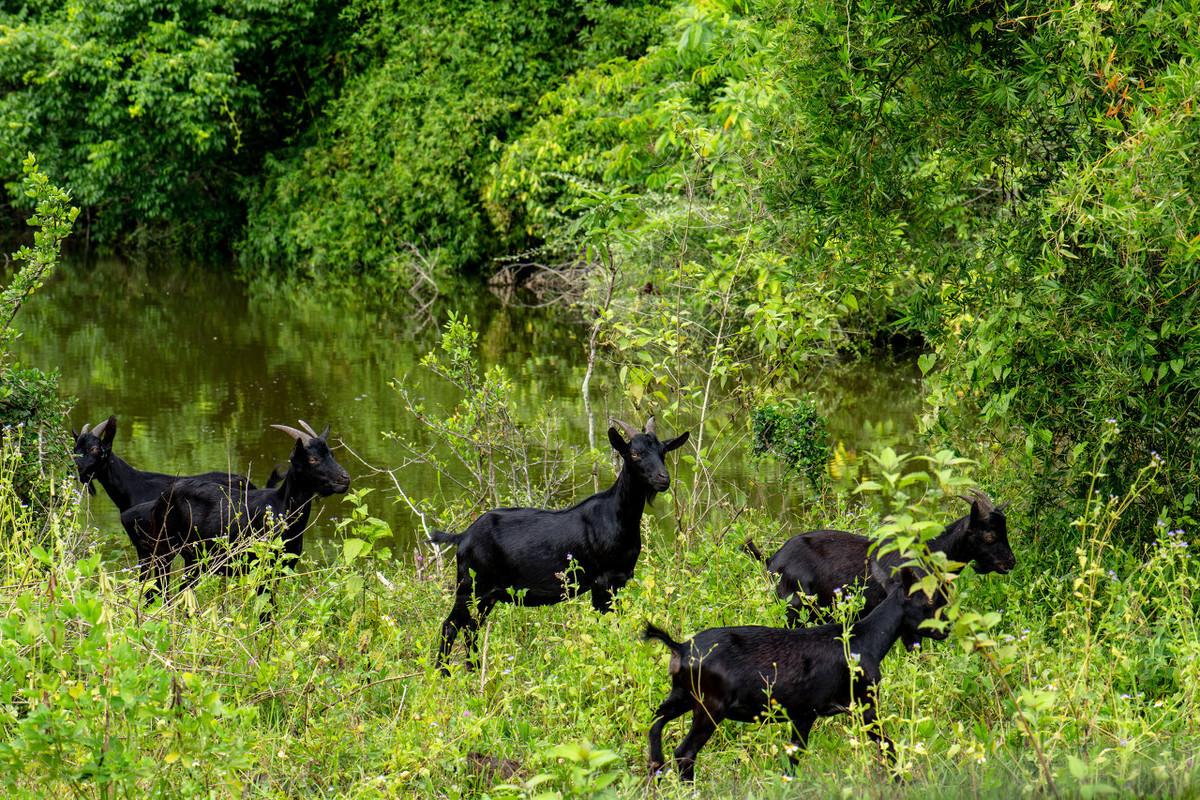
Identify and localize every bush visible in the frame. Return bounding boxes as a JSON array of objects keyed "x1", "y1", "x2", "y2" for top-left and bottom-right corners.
[
  {"x1": 0, "y1": 0, "x2": 346, "y2": 250},
  {"x1": 751, "y1": 399, "x2": 830, "y2": 491},
  {"x1": 0, "y1": 154, "x2": 76, "y2": 511},
  {"x1": 239, "y1": 0, "x2": 667, "y2": 283}
]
